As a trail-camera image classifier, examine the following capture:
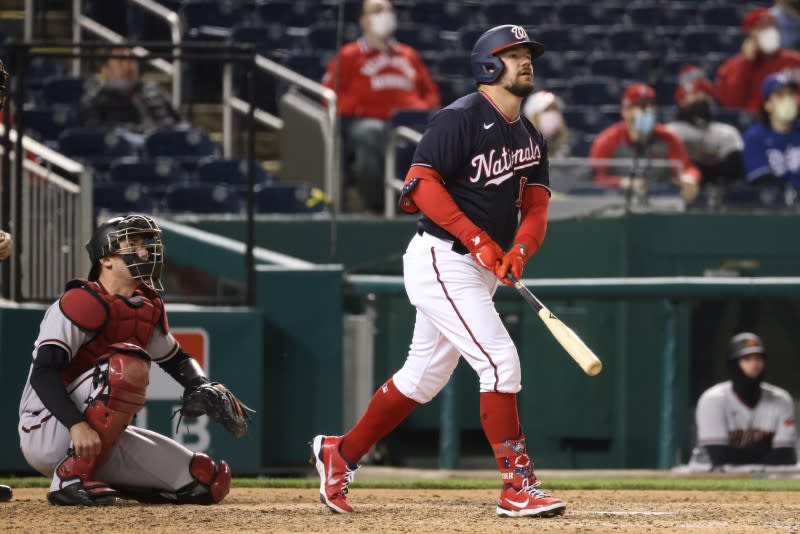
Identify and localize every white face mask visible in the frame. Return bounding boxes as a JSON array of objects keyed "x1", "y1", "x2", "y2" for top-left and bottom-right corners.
[
  {"x1": 537, "y1": 110, "x2": 563, "y2": 138},
  {"x1": 369, "y1": 11, "x2": 396, "y2": 39},
  {"x1": 773, "y1": 95, "x2": 798, "y2": 122},
  {"x1": 757, "y1": 27, "x2": 781, "y2": 55}
]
